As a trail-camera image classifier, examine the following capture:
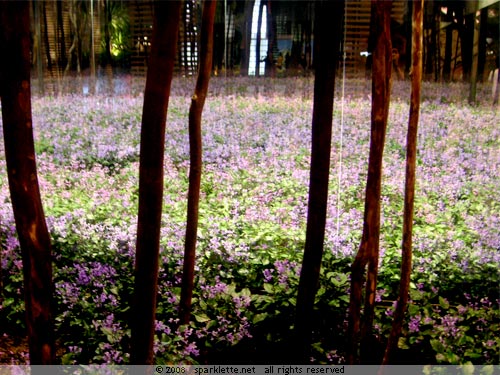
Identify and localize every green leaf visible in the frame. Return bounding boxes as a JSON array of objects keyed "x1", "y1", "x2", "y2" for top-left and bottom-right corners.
[
  {"x1": 445, "y1": 350, "x2": 460, "y2": 364},
  {"x1": 430, "y1": 339, "x2": 445, "y2": 353},
  {"x1": 438, "y1": 296, "x2": 450, "y2": 309},
  {"x1": 464, "y1": 351, "x2": 482, "y2": 359},
  {"x1": 398, "y1": 336, "x2": 410, "y2": 350},
  {"x1": 193, "y1": 313, "x2": 211, "y2": 323},
  {"x1": 263, "y1": 283, "x2": 274, "y2": 293},
  {"x1": 199, "y1": 299, "x2": 207, "y2": 310},
  {"x1": 340, "y1": 295, "x2": 349, "y2": 303},
  {"x1": 409, "y1": 289, "x2": 423, "y2": 301},
  {"x1": 435, "y1": 353, "x2": 446, "y2": 363},
  {"x1": 253, "y1": 313, "x2": 268, "y2": 324}
]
